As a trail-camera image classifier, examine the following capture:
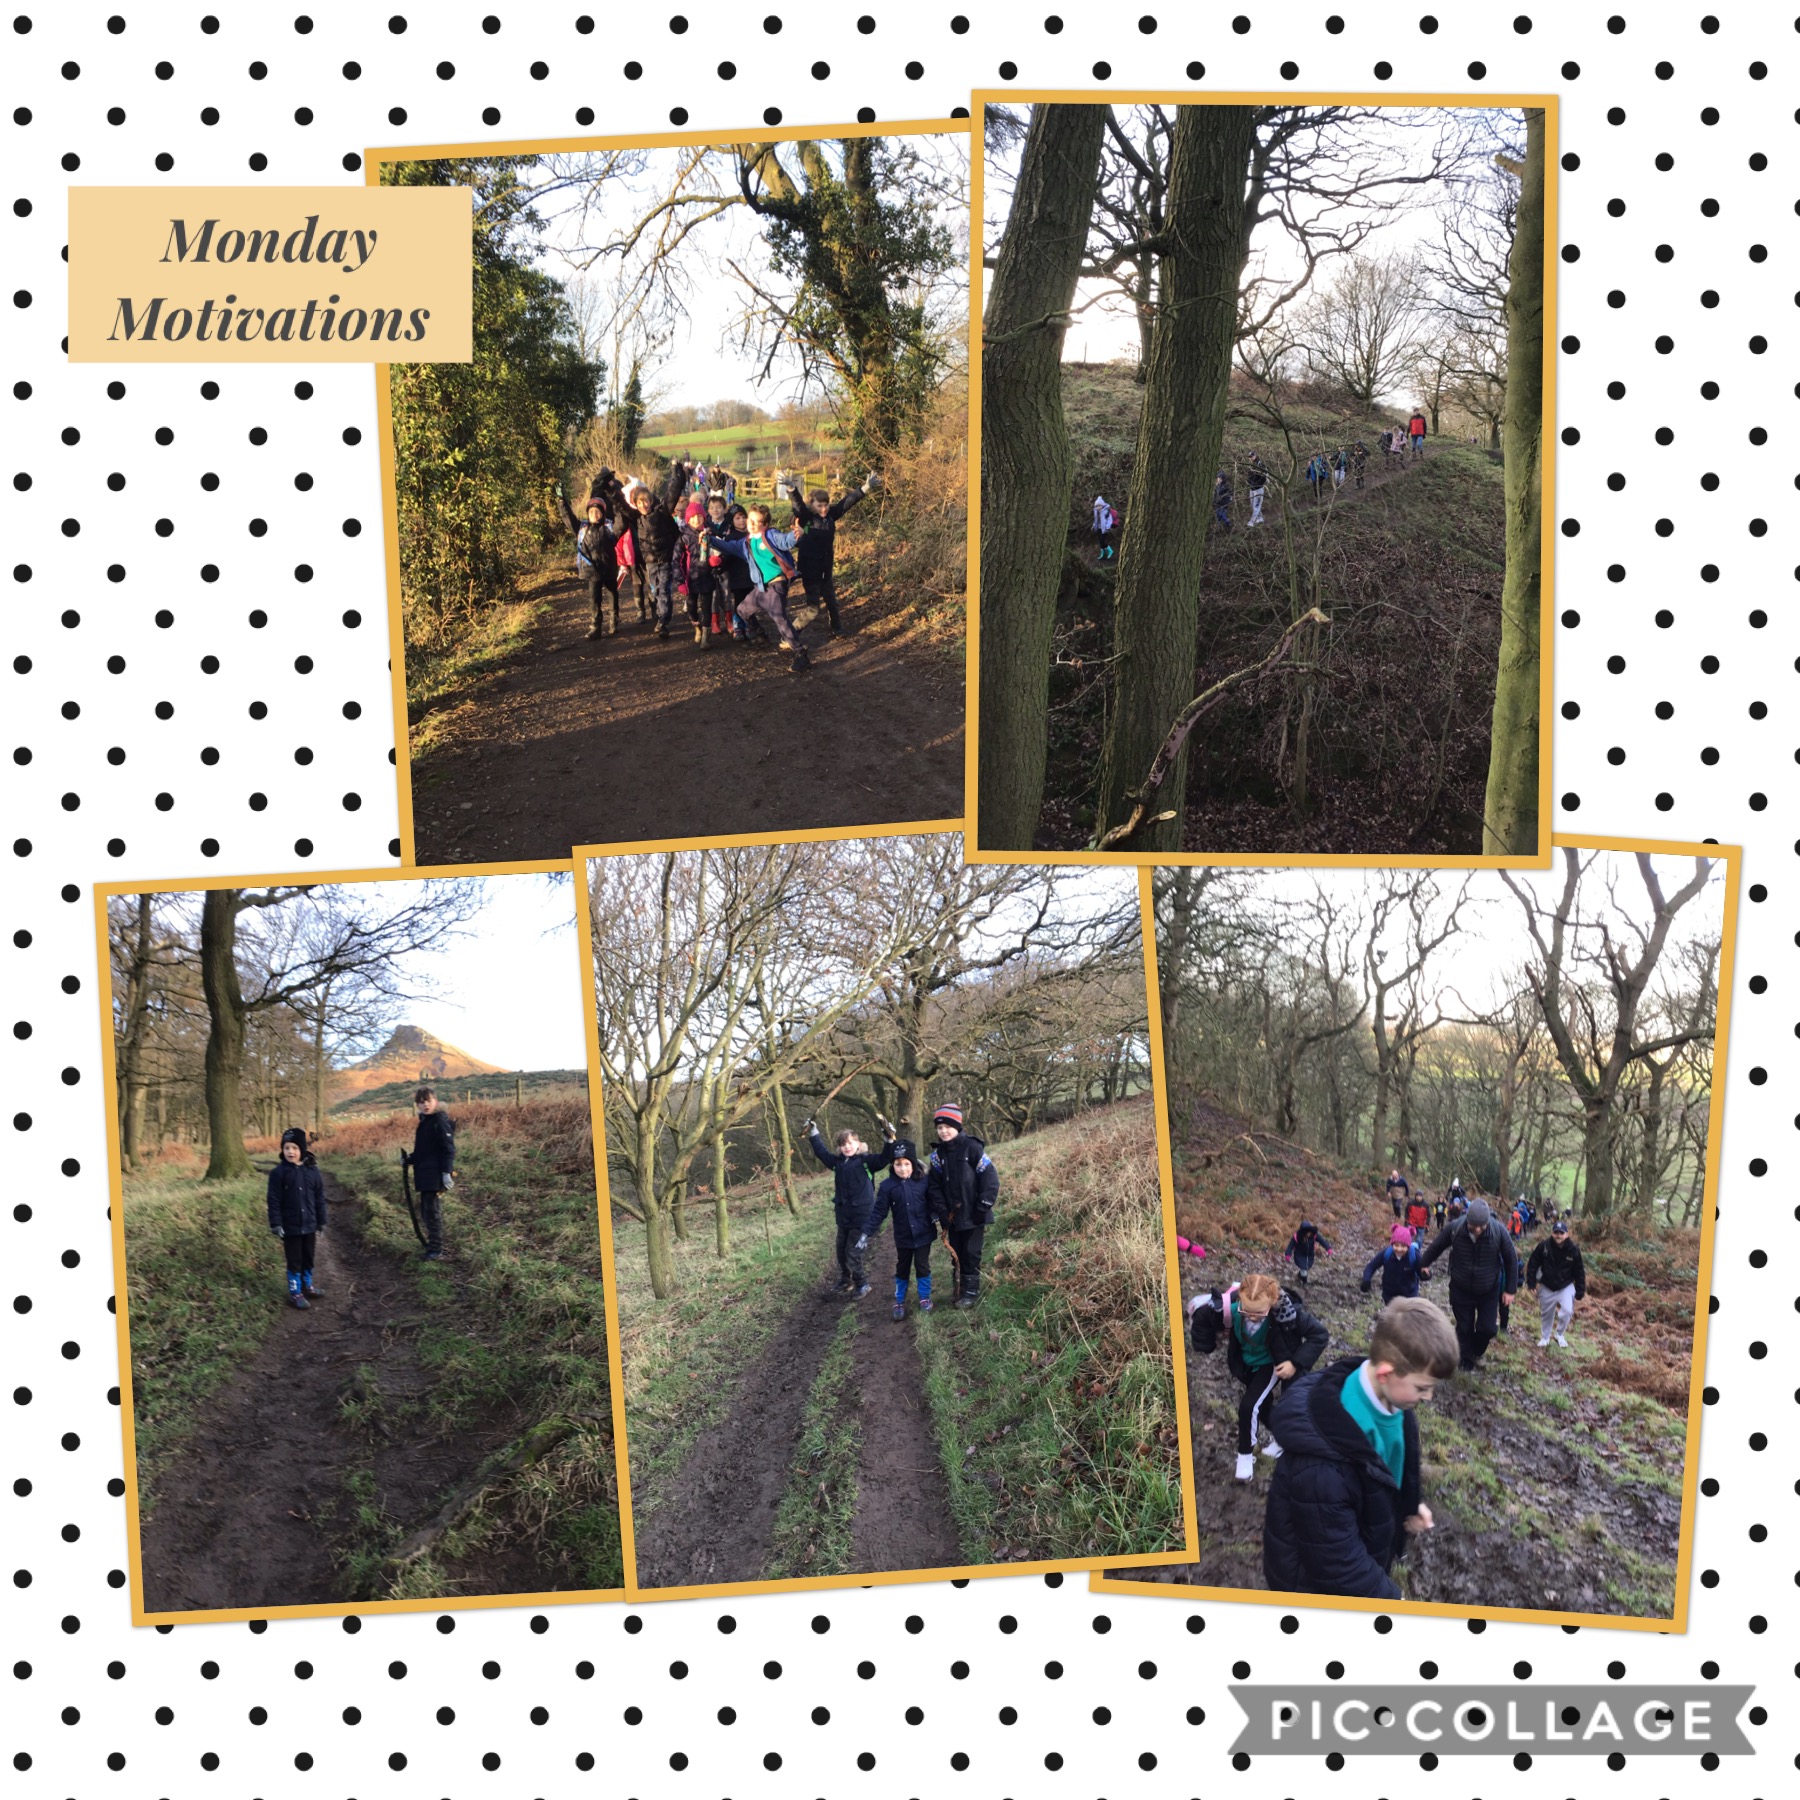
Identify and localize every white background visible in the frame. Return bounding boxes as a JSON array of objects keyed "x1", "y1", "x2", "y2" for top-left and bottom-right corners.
[{"x1": 3, "y1": 2, "x2": 1795, "y2": 1795}]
